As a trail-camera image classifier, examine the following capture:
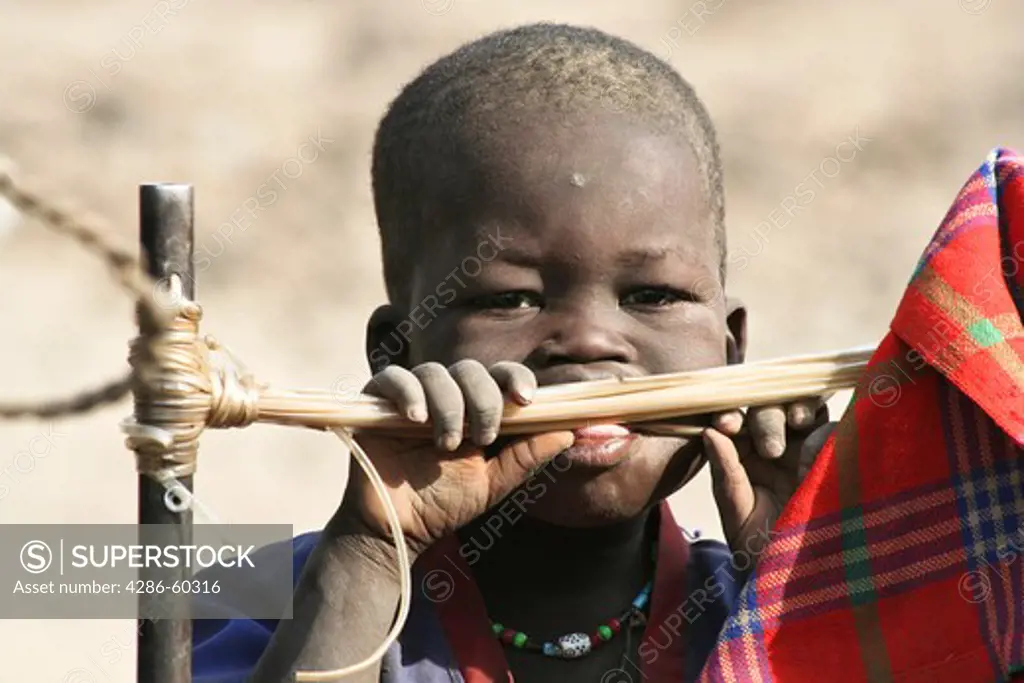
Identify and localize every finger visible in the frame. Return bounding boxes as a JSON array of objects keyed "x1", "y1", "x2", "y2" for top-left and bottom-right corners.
[
  {"x1": 704, "y1": 429, "x2": 755, "y2": 543},
  {"x1": 748, "y1": 405, "x2": 787, "y2": 459},
  {"x1": 412, "y1": 362, "x2": 466, "y2": 451},
  {"x1": 787, "y1": 397, "x2": 825, "y2": 430},
  {"x1": 712, "y1": 409, "x2": 744, "y2": 436},
  {"x1": 486, "y1": 431, "x2": 576, "y2": 502},
  {"x1": 797, "y1": 421, "x2": 836, "y2": 482},
  {"x1": 489, "y1": 361, "x2": 537, "y2": 405},
  {"x1": 361, "y1": 366, "x2": 428, "y2": 423},
  {"x1": 449, "y1": 359, "x2": 505, "y2": 446}
]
